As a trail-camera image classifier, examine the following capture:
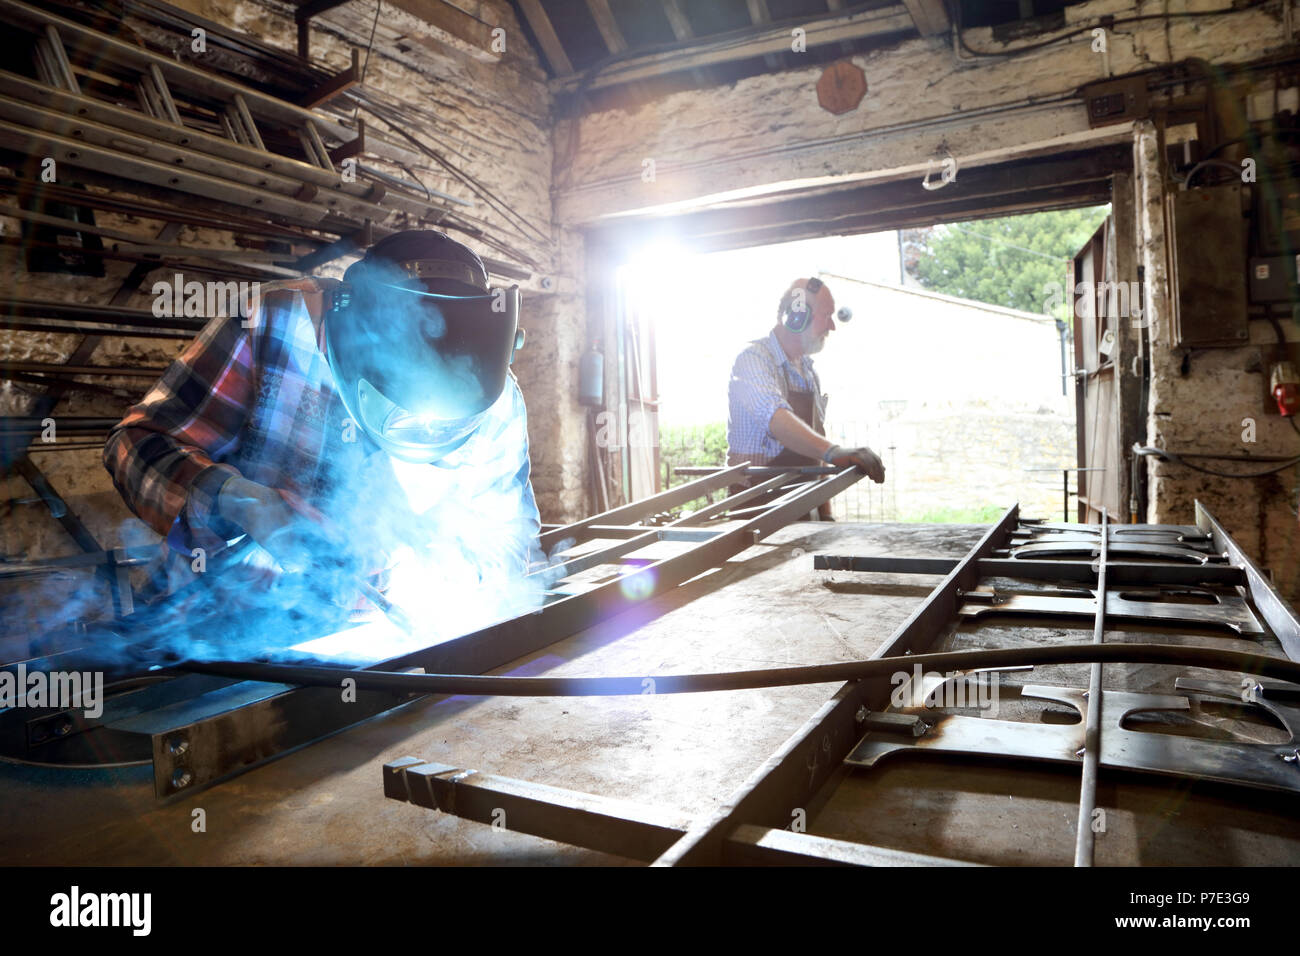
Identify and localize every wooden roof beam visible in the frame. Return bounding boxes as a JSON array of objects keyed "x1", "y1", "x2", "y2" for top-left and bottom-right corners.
[
  {"x1": 554, "y1": 4, "x2": 913, "y2": 92},
  {"x1": 516, "y1": 0, "x2": 574, "y2": 74},
  {"x1": 662, "y1": 0, "x2": 693, "y2": 40},
  {"x1": 902, "y1": 0, "x2": 950, "y2": 36},
  {"x1": 586, "y1": 0, "x2": 627, "y2": 54},
  {"x1": 384, "y1": 0, "x2": 503, "y2": 62}
]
